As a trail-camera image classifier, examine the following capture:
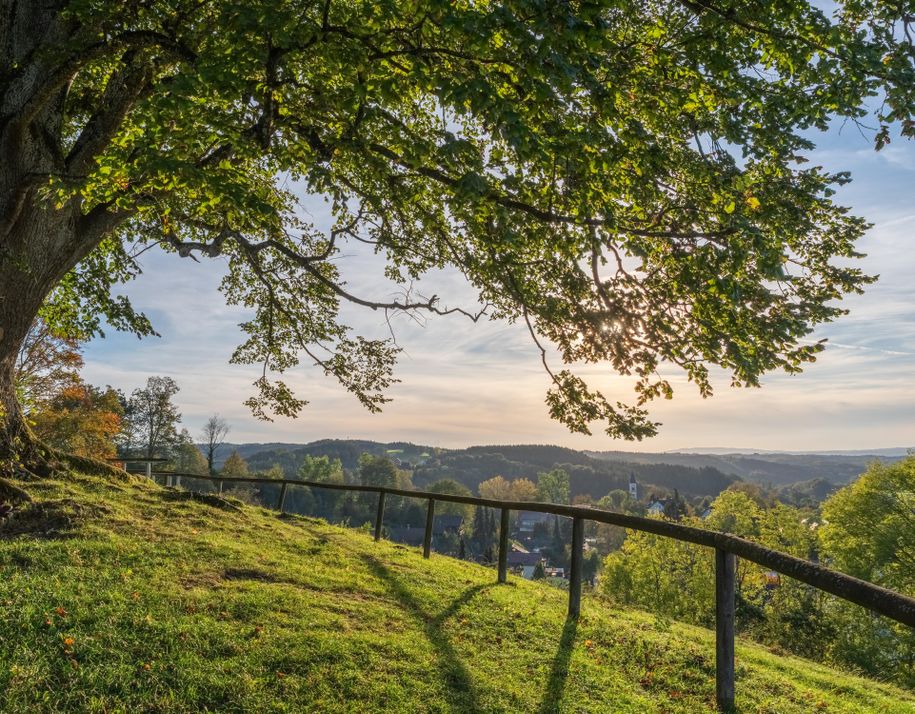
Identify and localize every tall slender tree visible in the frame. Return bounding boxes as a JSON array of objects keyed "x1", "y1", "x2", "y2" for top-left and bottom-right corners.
[
  {"x1": 2, "y1": 1, "x2": 914, "y2": 475},
  {"x1": 200, "y1": 414, "x2": 230, "y2": 474}
]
